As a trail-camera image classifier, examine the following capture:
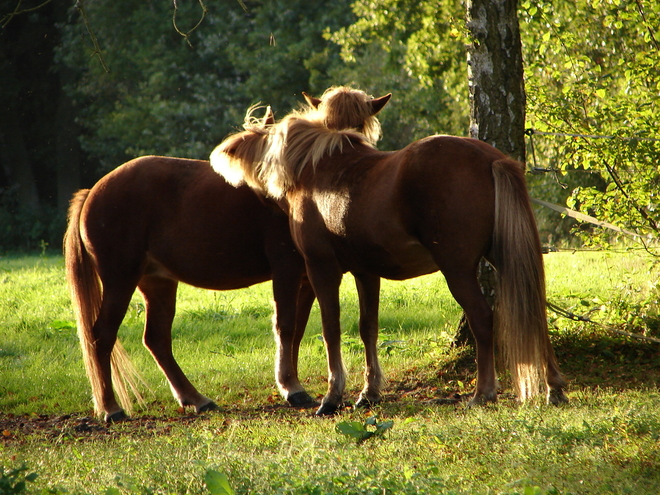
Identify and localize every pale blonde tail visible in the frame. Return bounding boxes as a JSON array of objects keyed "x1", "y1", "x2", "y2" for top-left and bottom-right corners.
[
  {"x1": 64, "y1": 190, "x2": 144, "y2": 417},
  {"x1": 491, "y1": 160, "x2": 563, "y2": 400}
]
